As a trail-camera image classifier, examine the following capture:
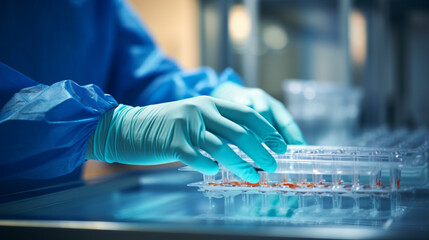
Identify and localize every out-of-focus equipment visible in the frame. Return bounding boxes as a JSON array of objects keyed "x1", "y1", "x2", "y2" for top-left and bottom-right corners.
[{"x1": 283, "y1": 80, "x2": 362, "y2": 145}]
